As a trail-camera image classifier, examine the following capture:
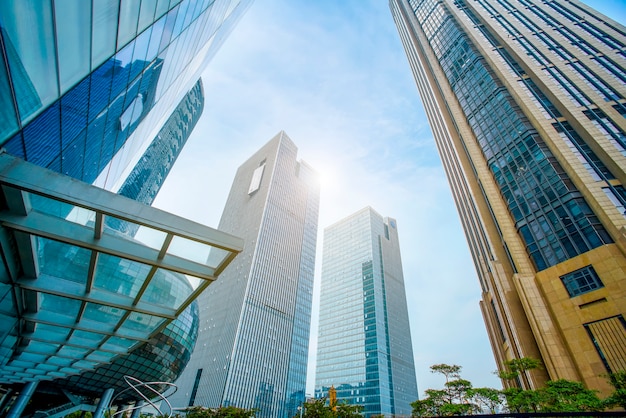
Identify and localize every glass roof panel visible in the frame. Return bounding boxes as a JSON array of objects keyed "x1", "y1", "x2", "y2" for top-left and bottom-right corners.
[
  {"x1": 85, "y1": 351, "x2": 118, "y2": 362},
  {"x1": 168, "y1": 235, "x2": 211, "y2": 265},
  {"x1": 25, "y1": 341, "x2": 58, "y2": 354},
  {"x1": 133, "y1": 225, "x2": 168, "y2": 251},
  {"x1": 93, "y1": 253, "x2": 149, "y2": 298},
  {"x1": 82, "y1": 301, "x2": 125, "y2": 328},
  {"x1": 139, "y1": 268, "x2": 192, "y2": 309},
  {"x1": 47, "y1": 357, "x2": 73, "y2": 366},
  {"x1": 206, "y1": 246, "x2": 232, "y2": 270},
  {"x1": 39, "y1": 293, "x2": 82, "y2": 319},
  {"x1": 56, "y1": 345, "x2": 90, "y2": 358},
  {"x1": 34, "y1": 323, "x2": 71, "y2": 343},
  {"x1": 101, "y1": 336, "x2": 137, "y2": 352},
  {"x1": 38, "y1": 237, "x2": 92, "y2": 285},
  {"x1": 69, "y1": 330, "x2": 105, "y2": 346},
  {"x1": 119, "y1": 312, "x2": 166, "y2": 335}
]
